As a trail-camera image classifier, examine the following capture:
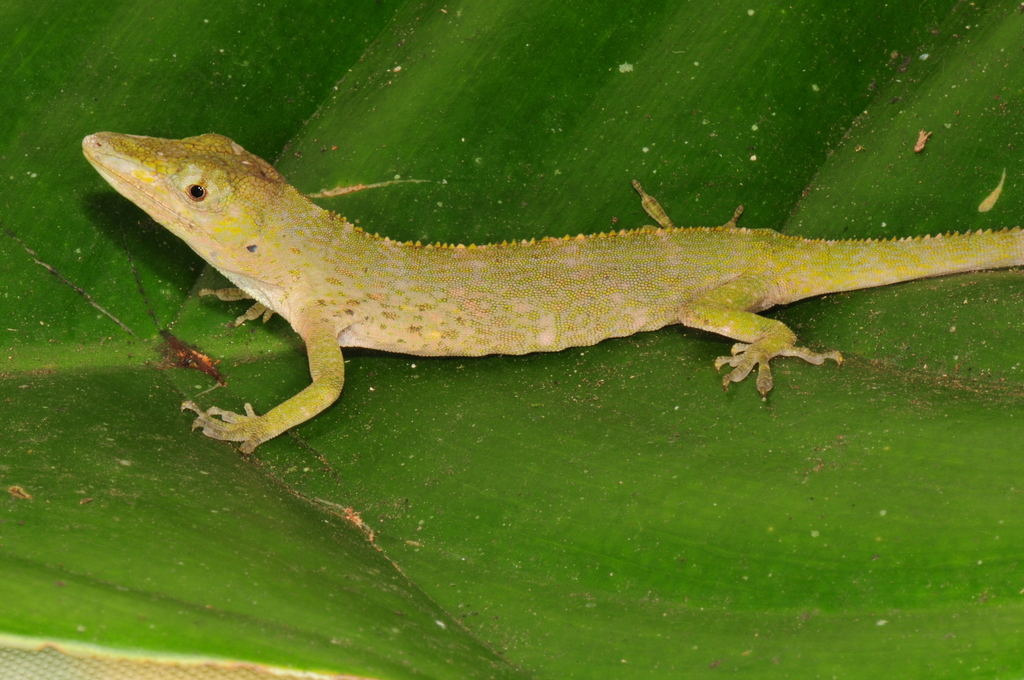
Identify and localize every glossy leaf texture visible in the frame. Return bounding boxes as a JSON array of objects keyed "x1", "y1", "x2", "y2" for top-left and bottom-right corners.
[{"x1": 2, "y1": 0, "x2": 1024, "y2": 678}]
